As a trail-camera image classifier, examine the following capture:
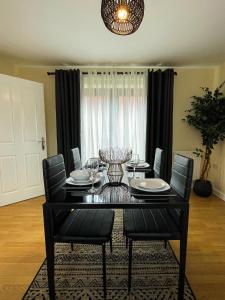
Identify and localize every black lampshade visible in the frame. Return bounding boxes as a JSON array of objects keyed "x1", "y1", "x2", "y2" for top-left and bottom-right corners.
[{"x1": 101, "y1": 0, "x2": 145, "y2": 36}]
